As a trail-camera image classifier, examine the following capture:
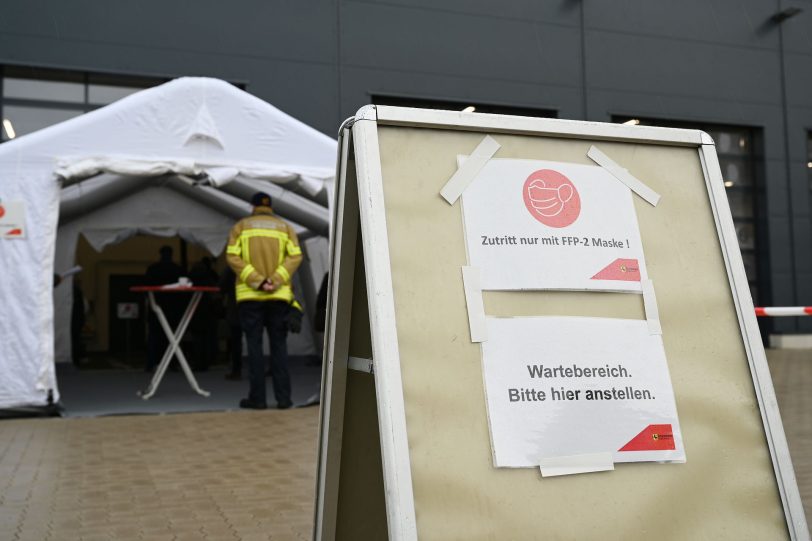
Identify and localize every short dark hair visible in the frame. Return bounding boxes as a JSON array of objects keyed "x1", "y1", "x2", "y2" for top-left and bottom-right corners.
[{"x1": 250, "y1": 192, "x2": 272, "y2": 207}]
